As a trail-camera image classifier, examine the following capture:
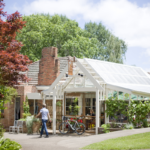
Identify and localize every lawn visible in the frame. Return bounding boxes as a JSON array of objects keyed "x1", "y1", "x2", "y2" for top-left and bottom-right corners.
[{"x1": 82, "y1": 132, "x2": 150, "y2": 150}]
